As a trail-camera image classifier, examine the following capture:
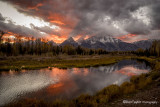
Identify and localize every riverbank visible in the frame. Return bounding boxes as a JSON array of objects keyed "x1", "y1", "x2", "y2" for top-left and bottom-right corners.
[
  {"x1": 110, "y1": 81, "x2": 160, "y2": 107},
  {"x1": 0, "y1": 55, "x2": 134, "y2": 71},
  {"x1": 4, "y1": 55, "x2": 160, "y2": 107}
]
